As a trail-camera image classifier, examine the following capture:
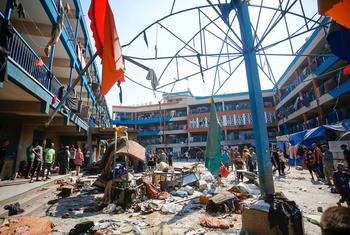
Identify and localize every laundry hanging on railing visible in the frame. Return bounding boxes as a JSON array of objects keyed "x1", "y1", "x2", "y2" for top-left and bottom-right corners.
[
  {"x1": 44, "y1": 5, "x2": 65, "y2": 57},
  {"x1": 35, "y1": 57, "x2": 44, "y2": 67},
  {"x1": 76, "y1": 41, "x2": 86, "y2": 68}
]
